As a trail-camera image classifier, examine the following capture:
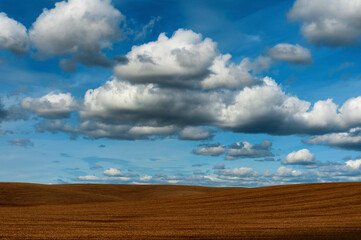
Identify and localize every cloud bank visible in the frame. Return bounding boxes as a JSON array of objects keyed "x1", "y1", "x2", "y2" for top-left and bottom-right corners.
[{"x1": 18, "y1": 29, "x2": 361, "y2": 144}]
